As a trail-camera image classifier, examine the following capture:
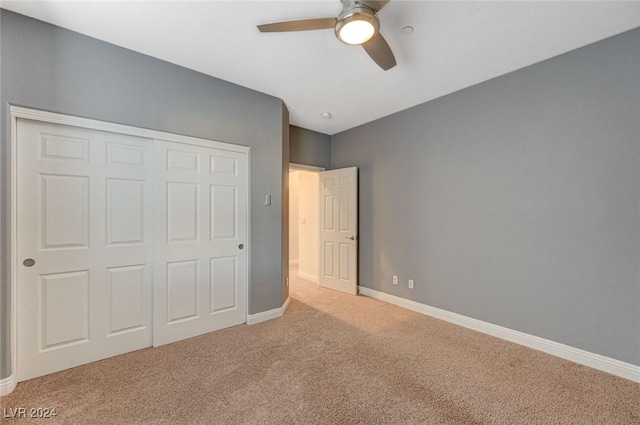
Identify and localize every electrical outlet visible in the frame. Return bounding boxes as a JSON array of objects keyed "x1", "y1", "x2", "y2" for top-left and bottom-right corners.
[
  {"x1": 408, "y1": 279, "x2": 414, "y2": 289},
  {"x1": 392, "y1": 275, "x2": 398, "y2": 285}
]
